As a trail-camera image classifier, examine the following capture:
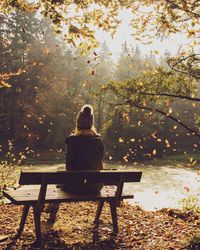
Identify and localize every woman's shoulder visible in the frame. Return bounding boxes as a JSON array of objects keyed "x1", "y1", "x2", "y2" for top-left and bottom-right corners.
[{"x1": 65, "y1": 132, "x2": 103, "y2": 144}]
